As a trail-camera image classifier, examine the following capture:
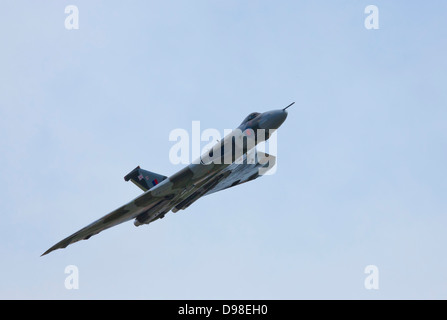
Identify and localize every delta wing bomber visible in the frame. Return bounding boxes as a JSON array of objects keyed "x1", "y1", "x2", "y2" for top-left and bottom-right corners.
[{"x1": 42, "y1": 103, "x2": 293, "y2": 255}]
